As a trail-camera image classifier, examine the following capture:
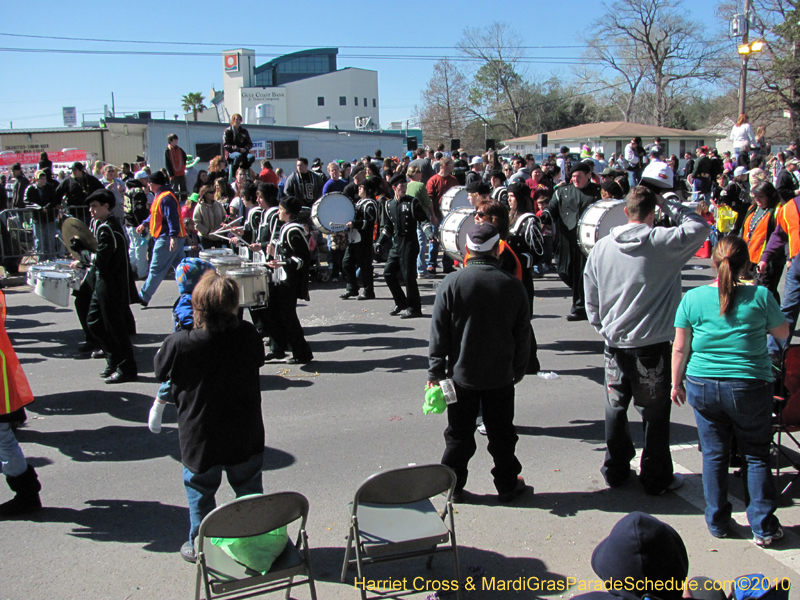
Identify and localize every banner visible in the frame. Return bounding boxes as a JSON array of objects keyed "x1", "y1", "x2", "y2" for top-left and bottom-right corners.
[{"x1": 0, "y1": 149, "x2": 87, "y2": 168}]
